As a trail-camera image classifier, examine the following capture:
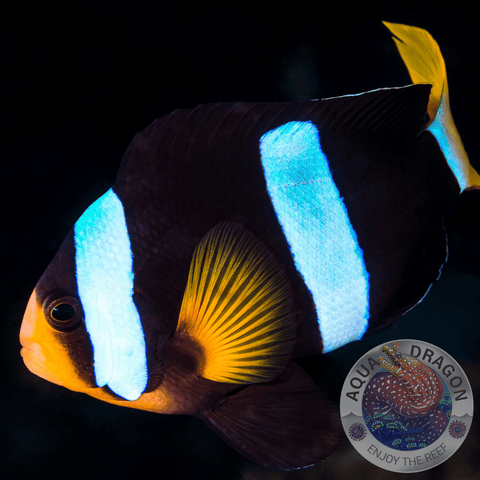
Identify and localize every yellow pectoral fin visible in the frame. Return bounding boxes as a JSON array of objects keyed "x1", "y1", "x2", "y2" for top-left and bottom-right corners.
[{"x1": 176, "y1": 222, "x2": 296, "y2": 384}]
